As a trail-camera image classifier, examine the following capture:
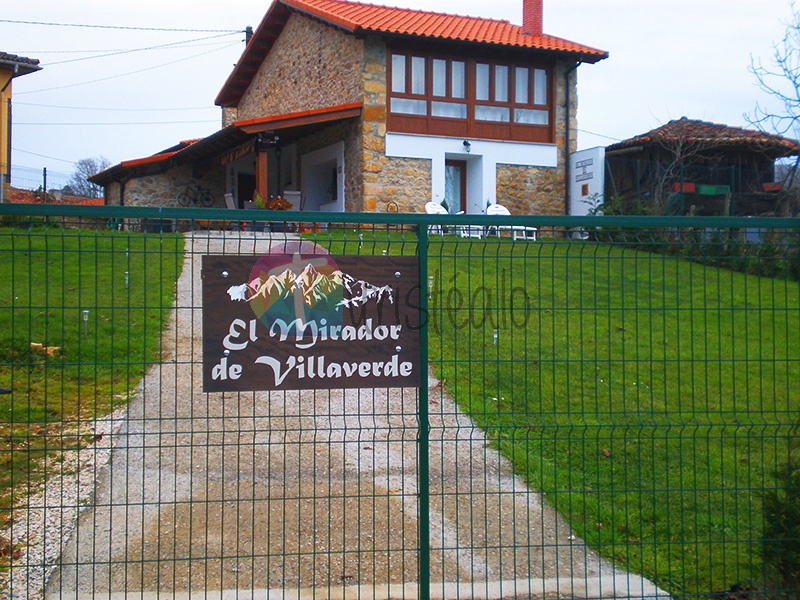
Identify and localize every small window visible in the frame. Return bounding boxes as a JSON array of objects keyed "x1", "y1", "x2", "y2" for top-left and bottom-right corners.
[
  {"x1": 391, "y1": 55, "x2": 406, "y2": 94},
  {"x1": 494, "y1": 65, "x2": 509, "y2": 102},
  {"x1": 534, "y1": 68, "x2": 547, "y2": 105},
  {"x1": 432, "y1": 101, "x2": 467, "y2": 119},
  {"x1": 476, "y1": 105, "x2": 510, "y2": 122},
  {"x1": 432, "y1": 59, "x2": 447, "y2": 97},
  {"x1": 515, "y1": 108, "x2": 548, "y2": 125},
  {"x1": 452, "y1": 61, "x2": 466, "y2": 98},
  {"x1": 476, "y1": 63, "x2": 490, "y2": 101},
  {"x1": 411, "y1": 56, "x2": 426, "y2": 95},
  {"x1": 391, "y1": 98, "x2": 427, "y2": 115},
  {"x1": 515, "y1": 67, "x2": 529, "y2": 104}
]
